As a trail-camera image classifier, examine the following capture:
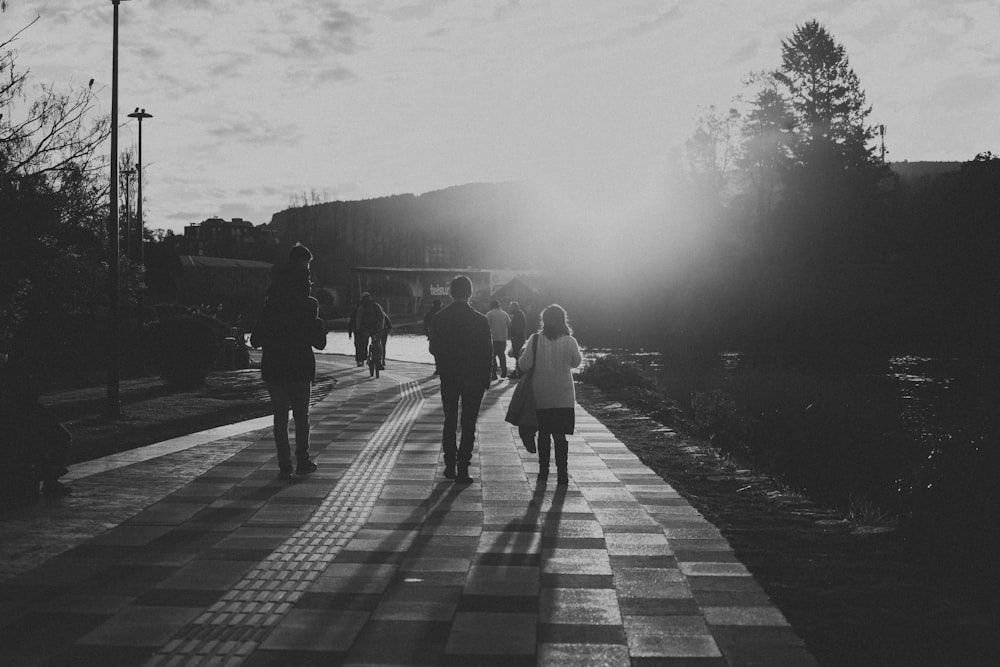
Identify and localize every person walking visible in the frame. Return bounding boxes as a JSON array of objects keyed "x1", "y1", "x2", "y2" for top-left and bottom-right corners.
[
  {"x1": 423, "y1": 299, "x2": 443, "y2": 376},
  {"x1": 508, "y1": 301, "x2": 526, "y2": 379},
  {"x1": 251, "y1": 244, "x2": 327, "y2": 480},
  {"x1": 517, "y1": 304, "x2": 582, "y2": 485},
  {"x1": 423, "y1": 299, "x2": 442, "y2": 337},
  {"x1": 349, "y1": 292, "x2": 386, "y2": 367},
  {"x1": 429, "y1": 276, "x2": 492, "y2": 483},
  {"x1": 486, "y1": 299, "x2": 511, "y2": 380},
  {"x1": 378, "y1": 312, "x2": 392, "y2": 369}
]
